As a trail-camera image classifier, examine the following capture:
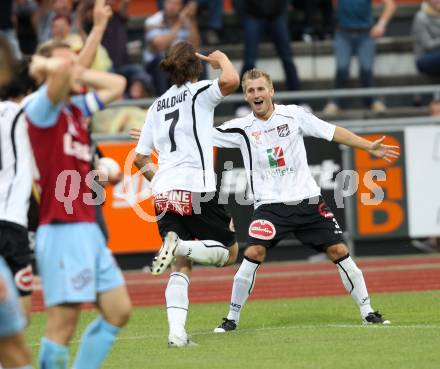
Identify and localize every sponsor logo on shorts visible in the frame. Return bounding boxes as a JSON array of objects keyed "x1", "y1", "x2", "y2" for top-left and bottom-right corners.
[
  {"x1": 248, "y1": 219, "x2": 276, "y2": 240},
  {"x1": 14, "y1": 265, "x2": 33, "y2": 292},
  {"x1": 277, "y1": 124, "x2": 290, "y2": 137},
  {"x1": 318, "y1": 202, "x2": 334, "y2": 218},
  {"x1": 154, "y1": 190, "x2": 193, "y2": 216},
  {"x1": 71, "y1": 268, "x2": 93, "y2": 290}
]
